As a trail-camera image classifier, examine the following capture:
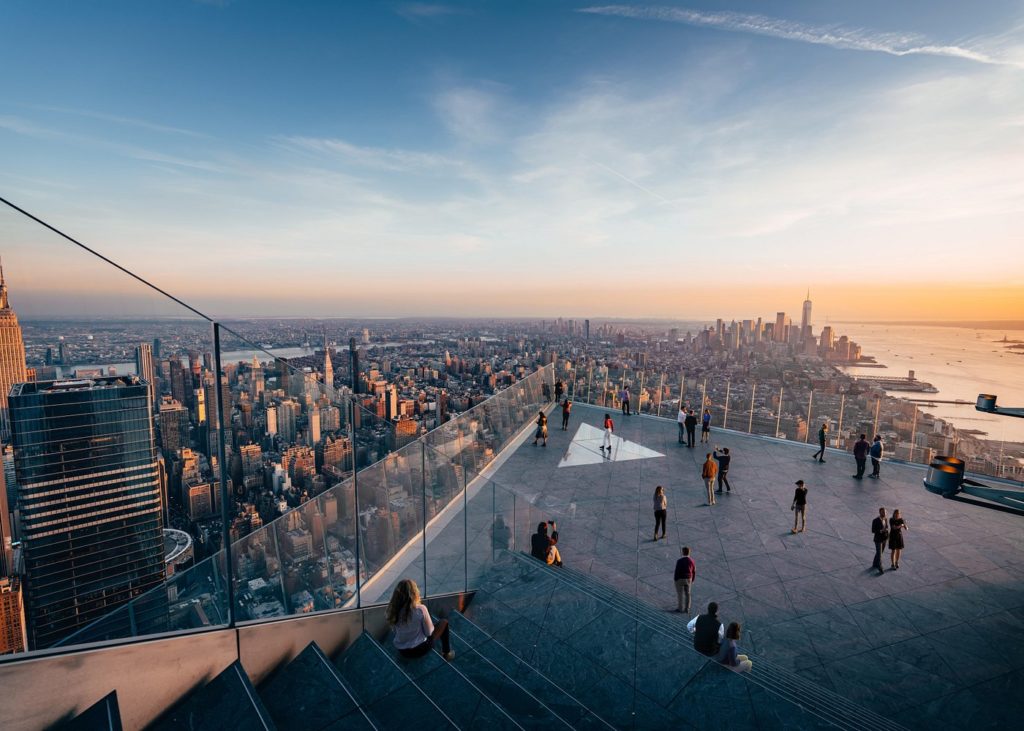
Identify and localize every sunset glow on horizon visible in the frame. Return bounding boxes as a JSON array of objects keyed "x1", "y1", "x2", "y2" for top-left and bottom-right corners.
[{"x1": 2, "y1": 1, "x2": 1023, "y2": 321}]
